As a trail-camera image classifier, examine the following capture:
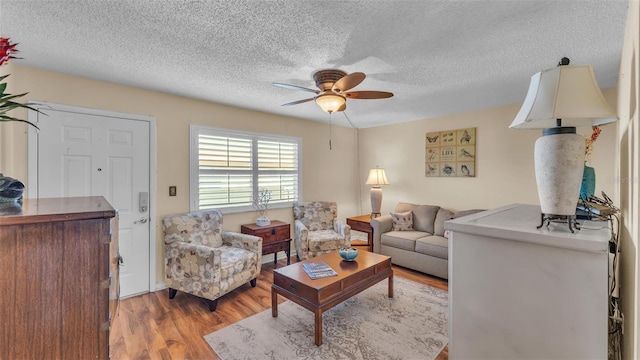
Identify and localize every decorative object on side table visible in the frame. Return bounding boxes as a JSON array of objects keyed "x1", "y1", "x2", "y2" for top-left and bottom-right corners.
[
  {"x1": 581, "y1": 125, "x2": 601, "y2": 199},
  {"x1": 252, "y1": 188, "x2": 271, "y2": 226},
  {"x1": 338, "y1": 247, "x2": 359, "y2": 261},
  {"x1": 509, "y1": 57, "x2": 618, "y2": 233},
  {"x1": 365, "y1": 166, "x2": 390, "y2": 217}
]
